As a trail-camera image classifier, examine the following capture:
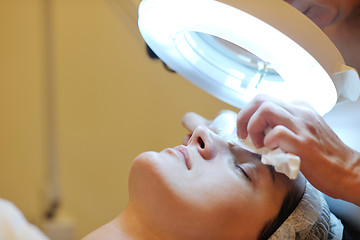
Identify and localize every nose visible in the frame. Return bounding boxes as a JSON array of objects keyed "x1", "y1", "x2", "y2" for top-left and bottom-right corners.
[{"x1": 188, "y1": 126, "x2": 213, "y2": 160}]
